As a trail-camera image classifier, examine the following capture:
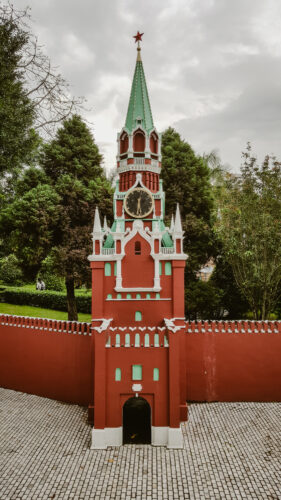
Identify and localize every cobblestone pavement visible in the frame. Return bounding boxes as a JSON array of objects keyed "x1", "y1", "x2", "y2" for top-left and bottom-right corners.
[{"x1": 0, "y1": 388, "x2": 280, "y2": 500}]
